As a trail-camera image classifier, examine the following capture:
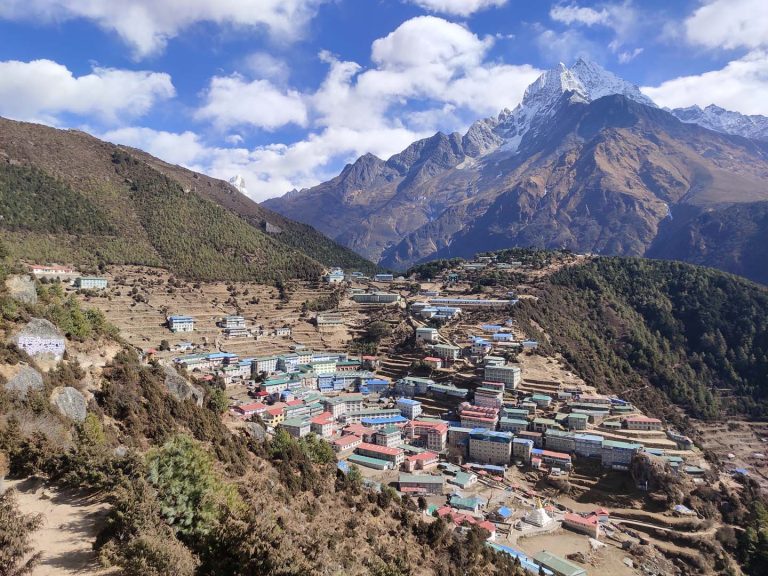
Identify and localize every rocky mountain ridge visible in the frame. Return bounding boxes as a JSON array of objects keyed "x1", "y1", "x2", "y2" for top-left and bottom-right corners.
[{"x1": 263, "y1": 60, "x2": 768, "y2": 283}]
